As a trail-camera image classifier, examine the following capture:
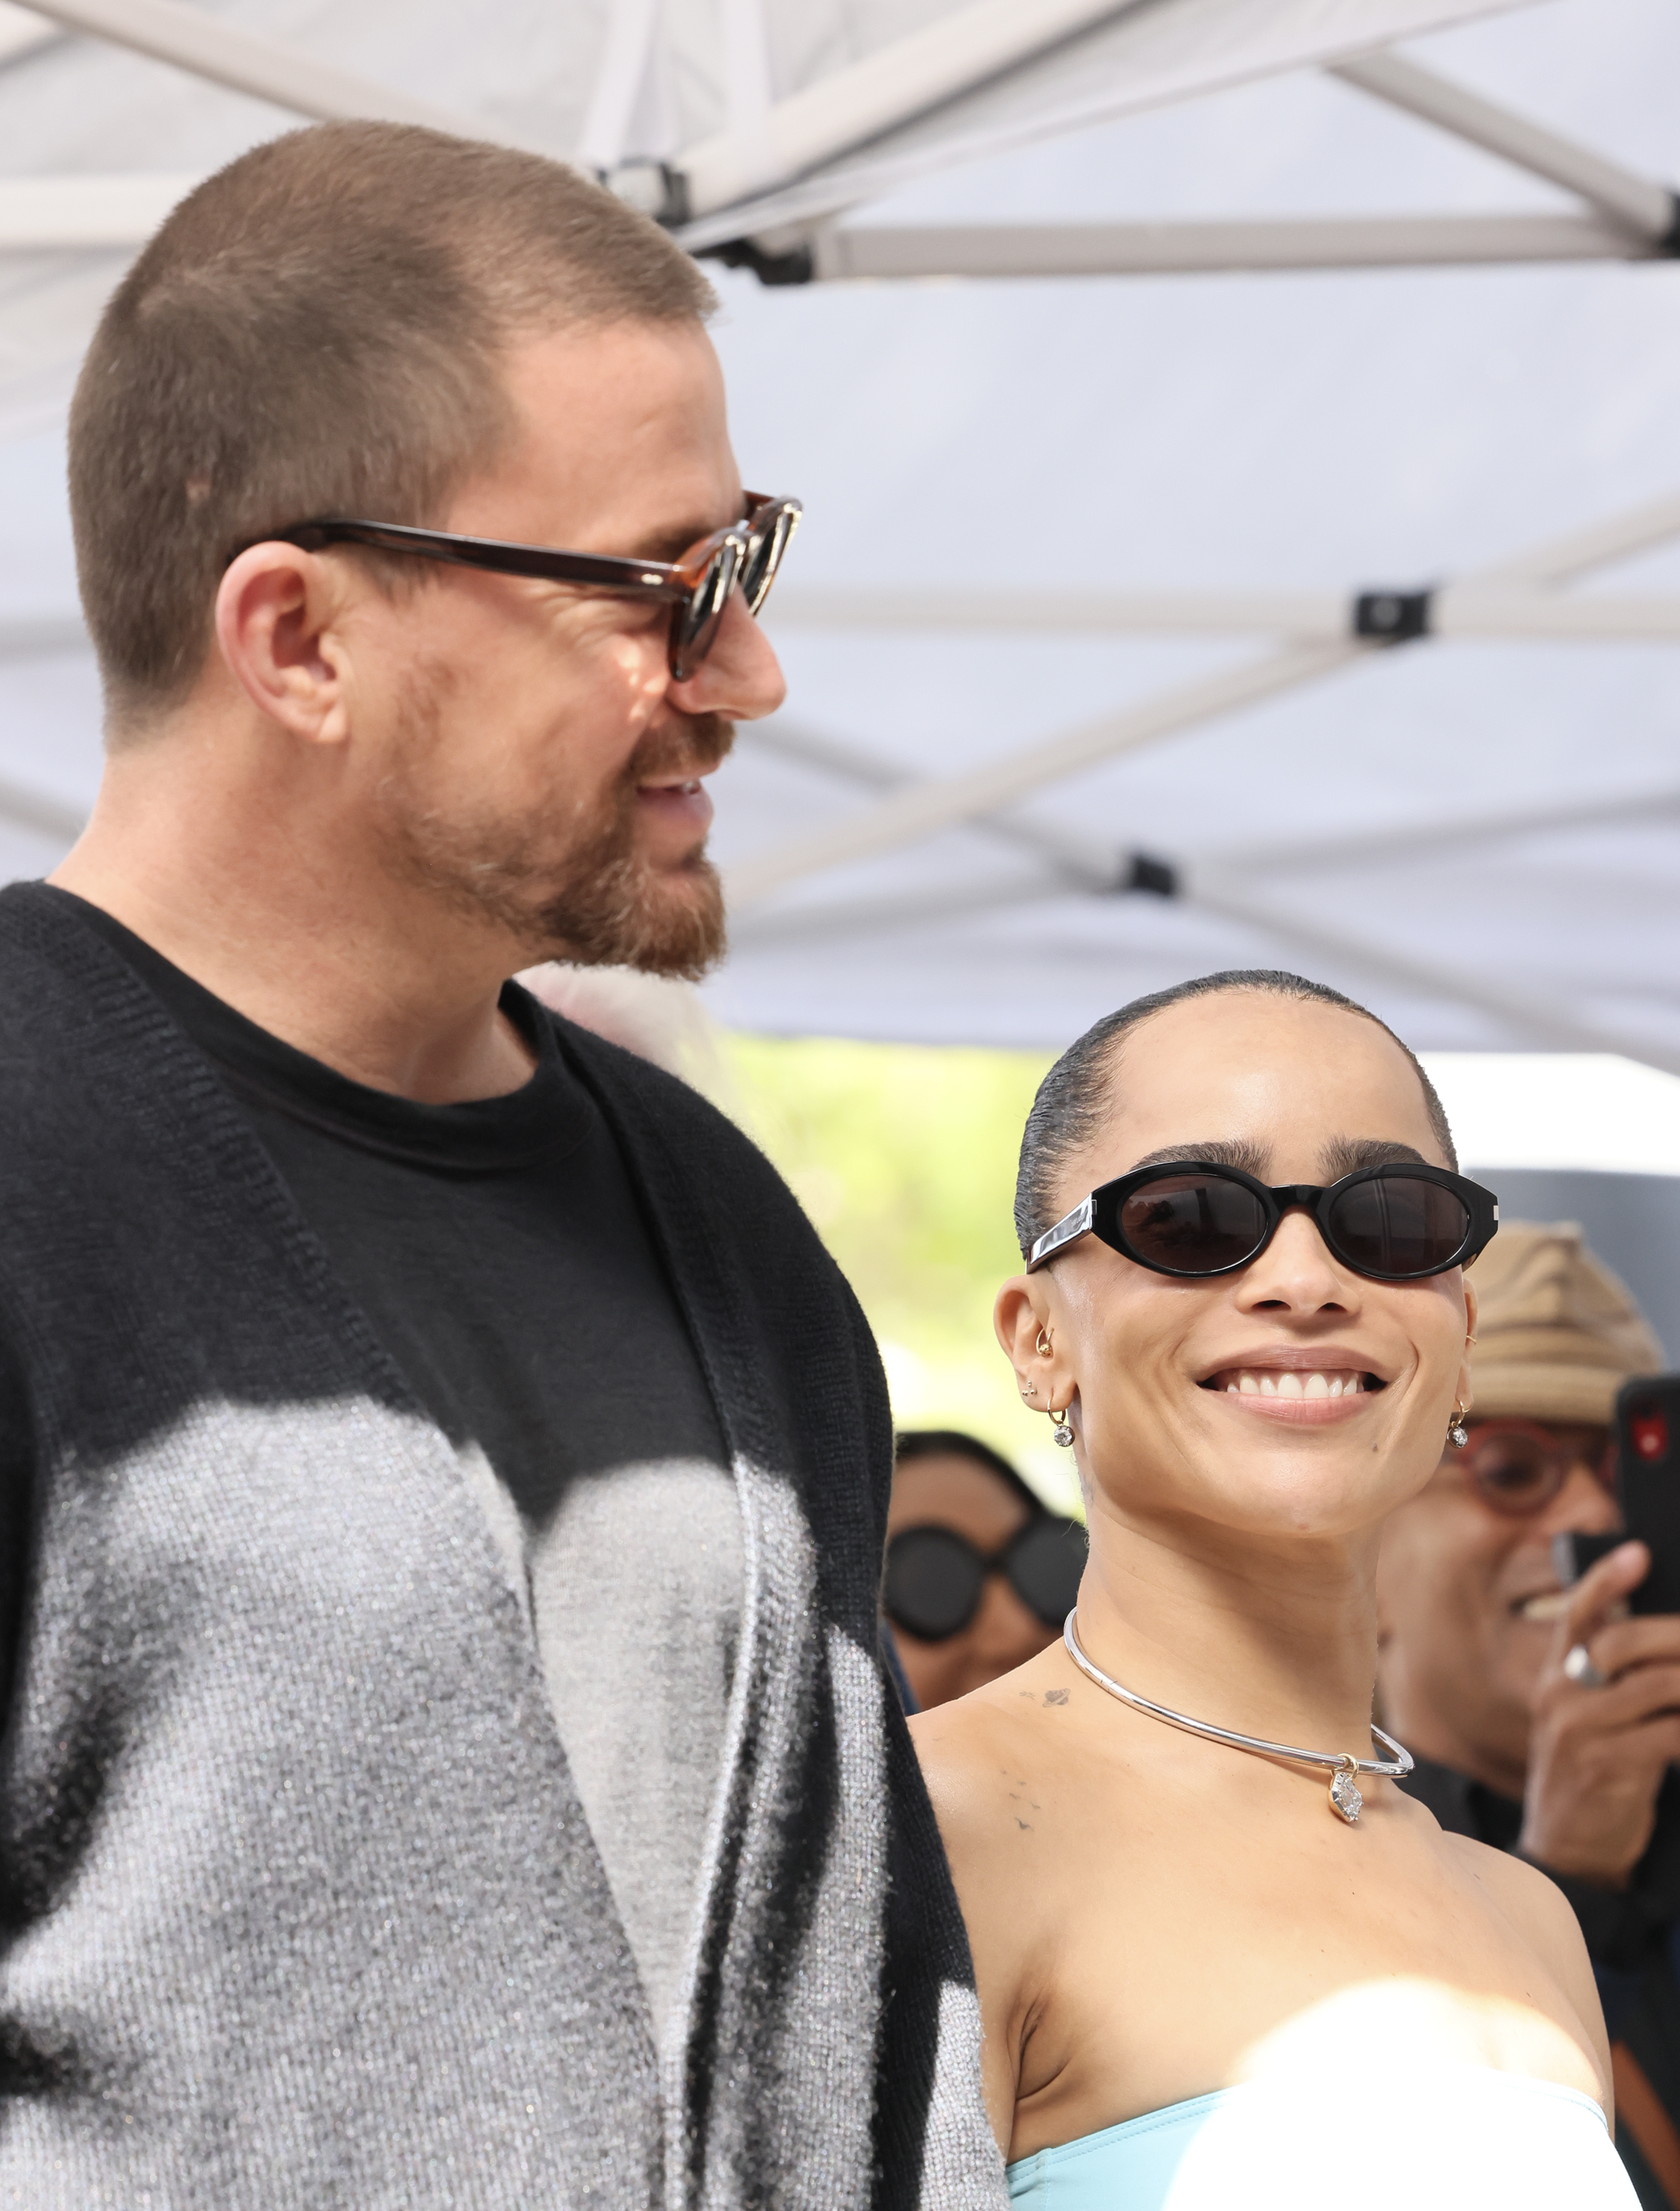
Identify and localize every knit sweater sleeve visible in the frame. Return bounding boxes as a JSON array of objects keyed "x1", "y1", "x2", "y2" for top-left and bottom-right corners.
[{"x1": 0, "y1": 1323, "x2": 33, "y2": 1736}]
